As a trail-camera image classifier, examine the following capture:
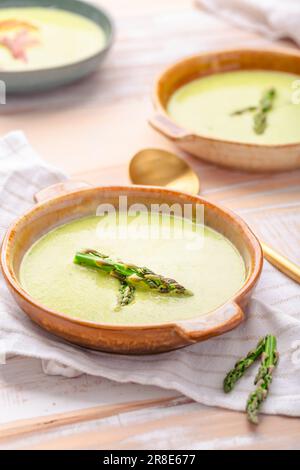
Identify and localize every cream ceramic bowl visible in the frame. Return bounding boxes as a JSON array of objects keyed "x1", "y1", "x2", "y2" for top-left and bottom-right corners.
[
  {"x1": 150, "y1": 48, "x2": 300, "y2": 172},
  {"x1": 1, "y1": 182, "x2": 263, "y2": 354}
]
